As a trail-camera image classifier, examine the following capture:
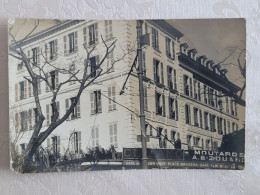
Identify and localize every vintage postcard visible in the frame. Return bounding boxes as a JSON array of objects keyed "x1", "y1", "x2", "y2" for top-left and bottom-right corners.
[{"x1": 8, "y1": 19, "x2": 245, "y2": 173}]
